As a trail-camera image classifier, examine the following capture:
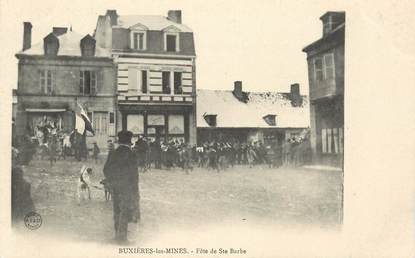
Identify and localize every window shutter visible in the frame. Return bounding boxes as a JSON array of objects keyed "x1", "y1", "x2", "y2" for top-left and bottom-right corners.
[
  {"x1": 333, "y1": 128, "x2": 339, "y2": 153},
  {"x1": 52, "y1": 70, "x2": 57, "y2": 95},
  {"x1": 327, "y1": 128, "x2": 332, "y2": 153},
  {"x1": 324, "y1": 54, "x2": 335, "y2": 80},
  {"x1": 91, "y1": 71, "x2": 98, "y2": 95},
  {"x1": 339, "y1": 128, "x2": 343, "y2": 153},
  {"x1": 39, "y1": 70, "x2": 45, "y2": 93},
  {"x1": 79, "y1": 71, "x2": 84, "y2": 94},
  {"x1": 128, "y1": 68, "x2": 138, "y2": 91},
  {"x1": 321, "y1": 129, "x2": 327, "y2": 153}
]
